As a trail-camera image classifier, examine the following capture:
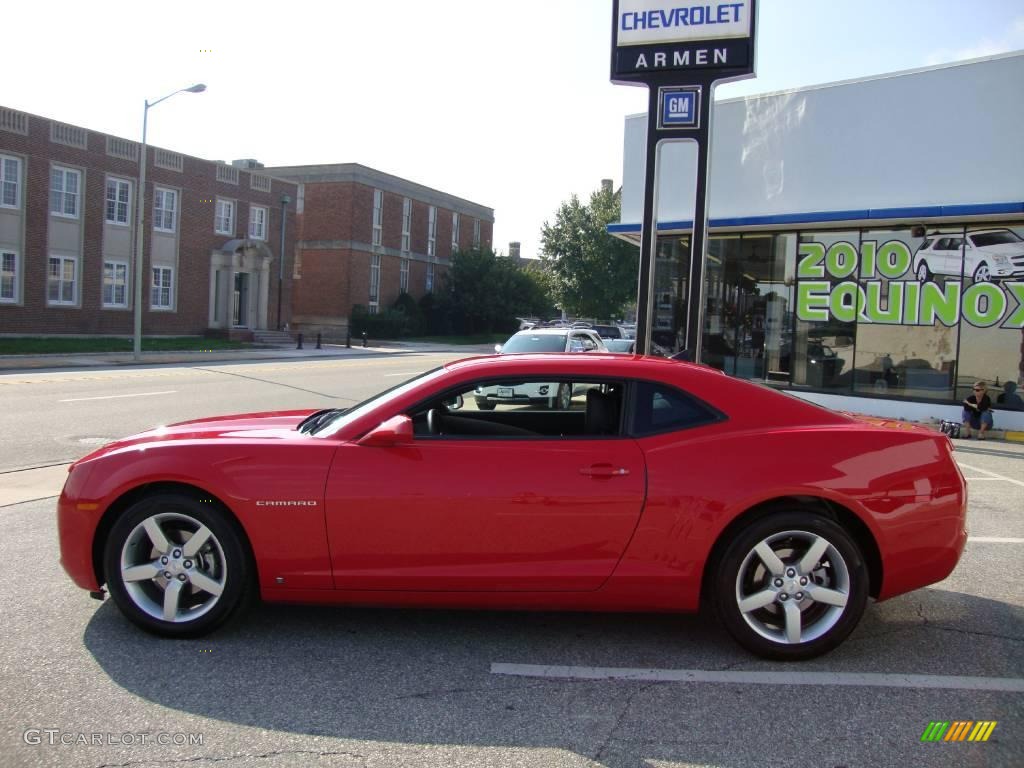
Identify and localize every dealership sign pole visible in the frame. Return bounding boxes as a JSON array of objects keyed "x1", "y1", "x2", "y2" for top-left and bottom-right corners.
[{"x1": 611, "y1": 0, "x2": 757, "y2": 357}]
